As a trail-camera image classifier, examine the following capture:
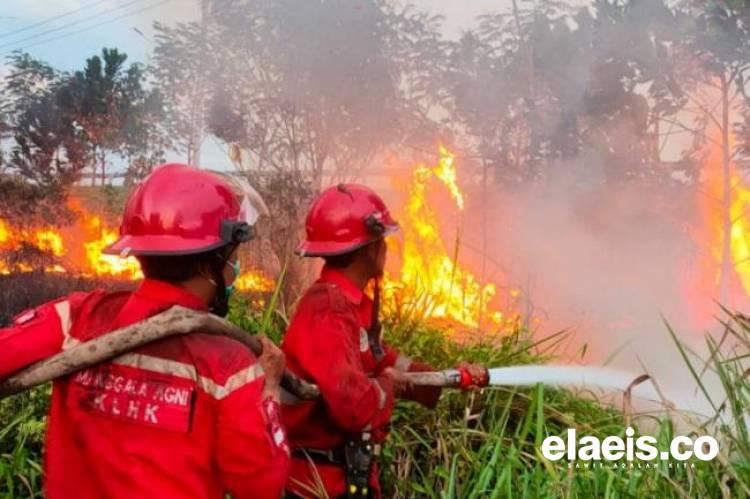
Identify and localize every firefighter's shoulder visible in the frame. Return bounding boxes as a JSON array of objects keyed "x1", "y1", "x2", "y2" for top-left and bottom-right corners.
[
  {"x1": 298, "y1": 280, "x2": 352, "y2": 315},
  {"x1": 180, "y1": 333, "x2": 262, "y2": 396},
  {"x1": 11, "y1": 288, "x2": 124, "y2": 329}
]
